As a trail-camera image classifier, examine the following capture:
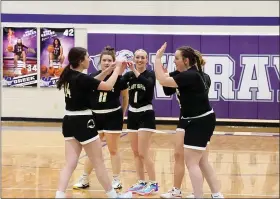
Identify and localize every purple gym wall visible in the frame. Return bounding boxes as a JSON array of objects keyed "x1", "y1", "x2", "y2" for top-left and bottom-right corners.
[{"x1": 87, "y1": 33, "x2": 280, "y2": 120}]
